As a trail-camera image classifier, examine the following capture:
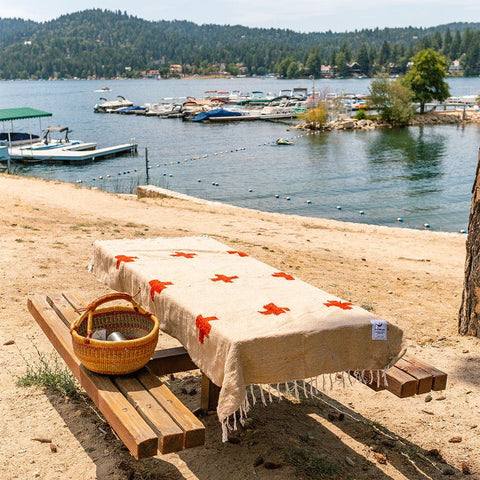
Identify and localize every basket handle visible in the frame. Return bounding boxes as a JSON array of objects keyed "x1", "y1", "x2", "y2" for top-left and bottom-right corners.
[{"x1": 70, "y1": 292, "x2": 150, "y2": 339}]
